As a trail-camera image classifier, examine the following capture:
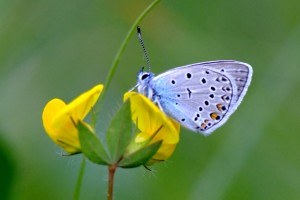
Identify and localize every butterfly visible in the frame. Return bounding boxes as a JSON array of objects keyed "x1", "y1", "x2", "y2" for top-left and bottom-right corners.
[{"x1": 134, "y1": 27, "x2": 253, "y2": 135}]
